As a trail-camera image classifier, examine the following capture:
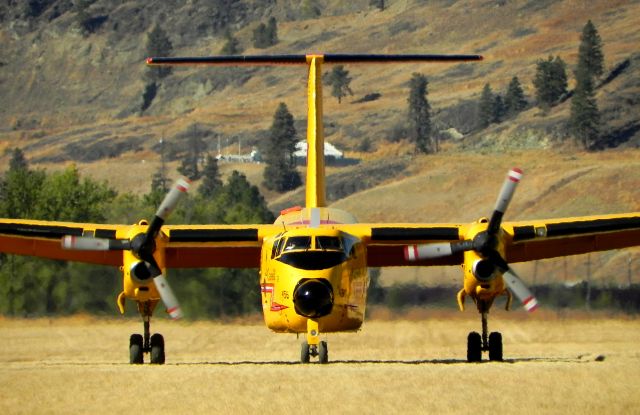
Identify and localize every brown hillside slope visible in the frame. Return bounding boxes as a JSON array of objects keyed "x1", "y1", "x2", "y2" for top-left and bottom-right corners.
[
  {"x1": 0, "y1": 1, "x2": 638, "y2": 288},
  {"x1": 1, "y1": 0, "x2": 639, "y2": 177}
]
